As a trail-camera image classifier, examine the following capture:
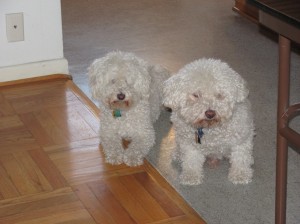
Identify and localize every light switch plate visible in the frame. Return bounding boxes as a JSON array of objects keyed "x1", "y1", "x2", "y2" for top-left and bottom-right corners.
[{"x1": 6, "y1": 13, "x2": 24, "y2": 42}]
